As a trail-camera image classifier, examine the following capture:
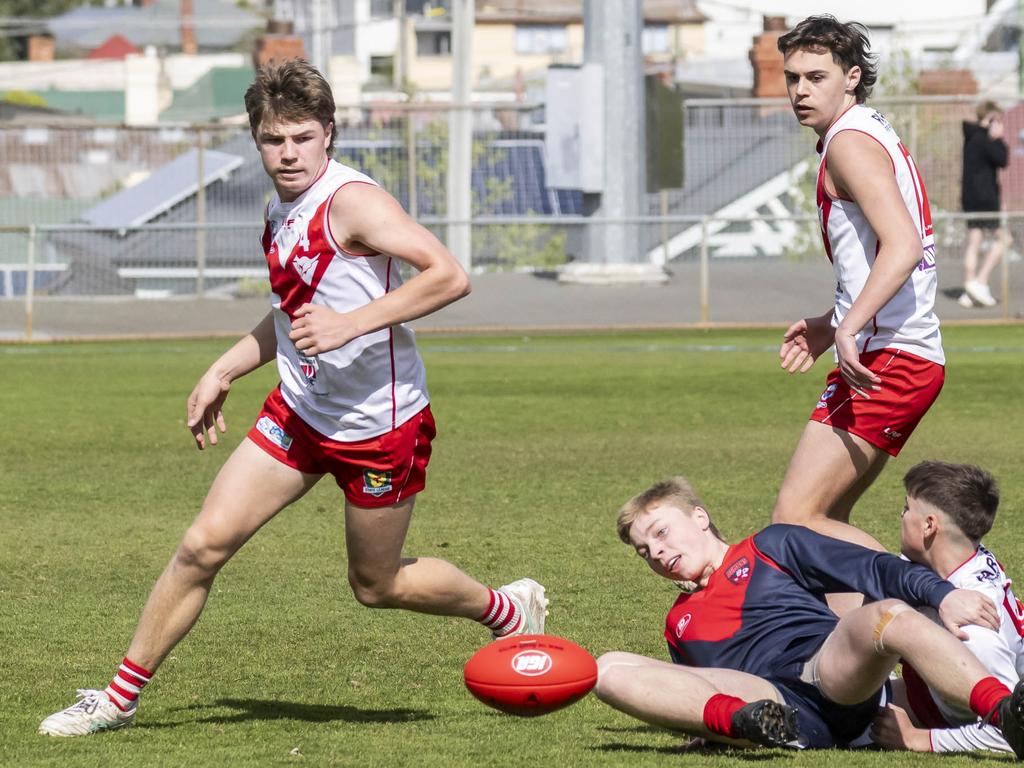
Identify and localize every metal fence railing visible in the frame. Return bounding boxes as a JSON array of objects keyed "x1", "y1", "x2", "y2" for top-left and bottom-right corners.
[
  {"x1": 1, "y1": 210, "x2": 1020, "y2": 340},
  {"x1": 2, "y1": 96, "x2": 1023, "y2": 338}
]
